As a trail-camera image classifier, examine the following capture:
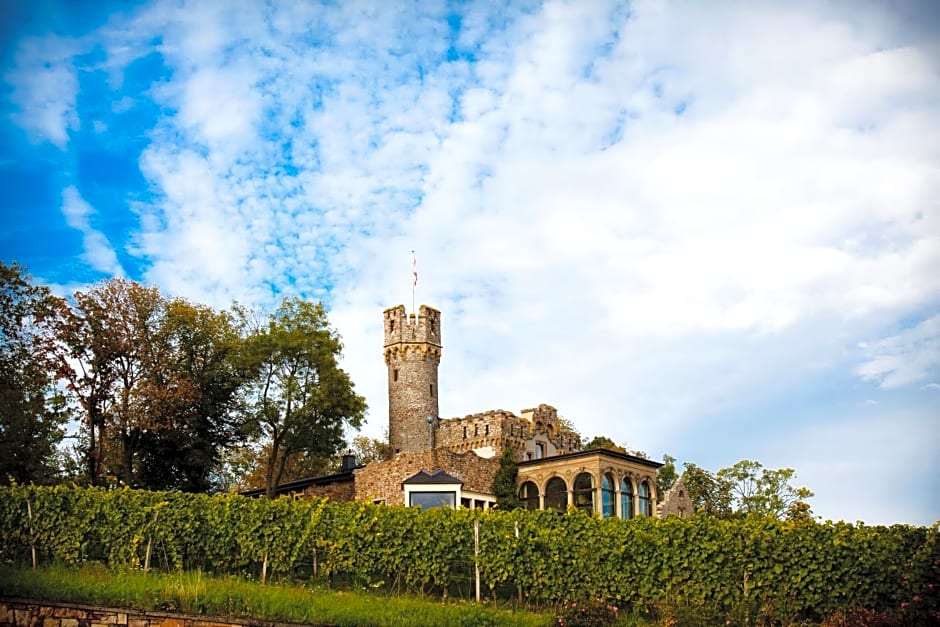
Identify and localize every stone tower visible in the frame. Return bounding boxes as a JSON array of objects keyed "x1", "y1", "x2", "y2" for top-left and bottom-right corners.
[{"x1": 384, "y1": 304, "x2": 442, "y2": 454}]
